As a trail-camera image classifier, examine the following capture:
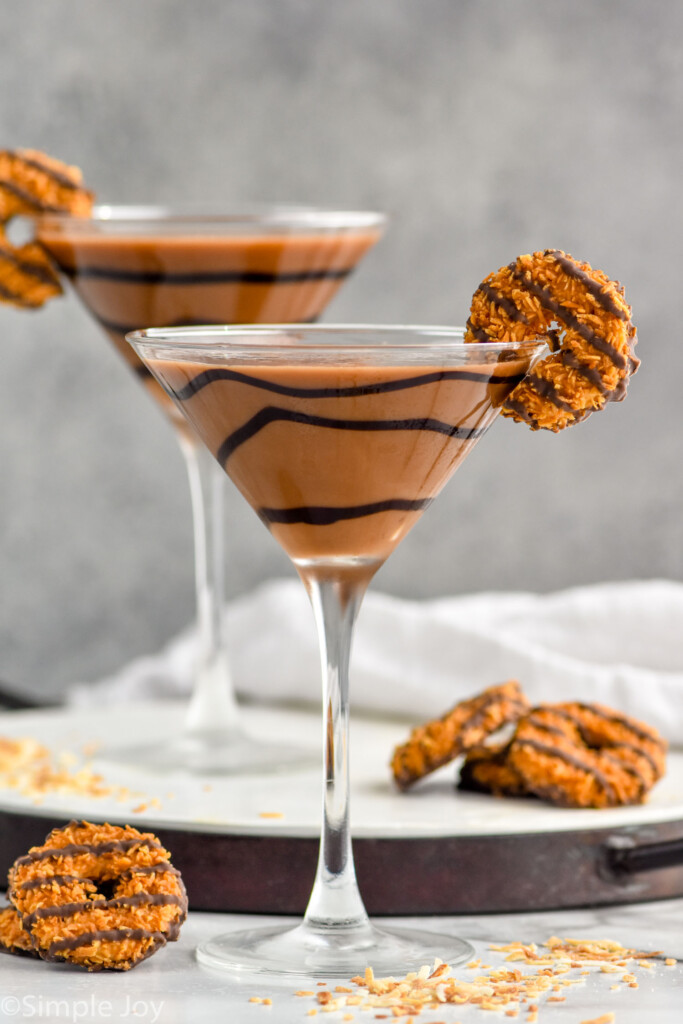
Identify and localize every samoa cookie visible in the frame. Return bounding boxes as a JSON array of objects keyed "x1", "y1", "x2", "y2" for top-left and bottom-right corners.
[
  {"x1": 9, "y1": 820, "x2": 187, "y2": 971},
  {"x1": 0, "y1": 905, "x2": 39, "y2": 958},
  {"x1": 391, "y1": 681, "x2": 529, "y2": 790},
  {"x1": 506, "y1": 704, "x2": 666, "y2": 809},
  {"x1": 466, "y1": 249, "x2": 638, "y2": 431},
  {"x1": 0, "y1": 148, "x2": 93, "y2": 308},
  {"x1": 457, "y1": 740, "x2": 529, "y2": 798}
]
